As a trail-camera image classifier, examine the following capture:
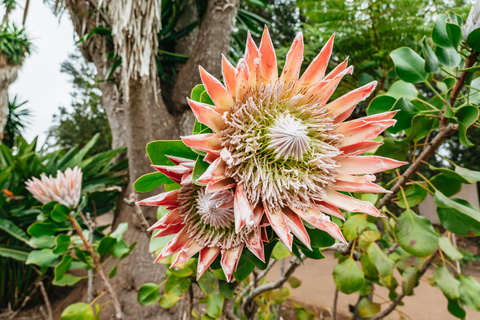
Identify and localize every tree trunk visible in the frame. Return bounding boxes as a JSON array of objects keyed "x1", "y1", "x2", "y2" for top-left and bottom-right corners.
[
  {"x1": 0, "y1": 56, "x2": 19, "y2": 140},
  {"x1": 61, "y1": 0, "x2": 238, "y2": 318}
]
